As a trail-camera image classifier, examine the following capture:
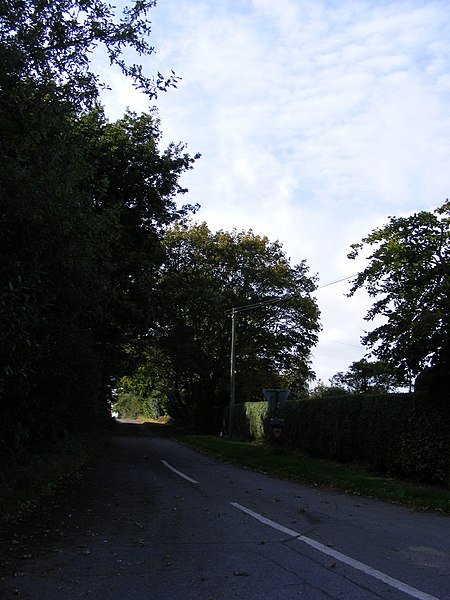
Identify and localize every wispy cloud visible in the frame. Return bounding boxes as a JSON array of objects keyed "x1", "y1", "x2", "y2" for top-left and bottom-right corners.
[{"x1": 100, "y1": 0, "x2": 450, "y2": 381}]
